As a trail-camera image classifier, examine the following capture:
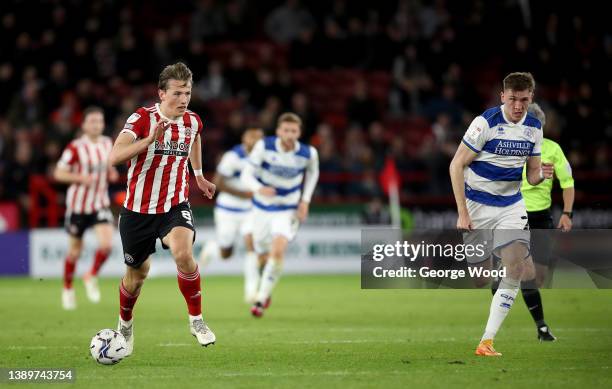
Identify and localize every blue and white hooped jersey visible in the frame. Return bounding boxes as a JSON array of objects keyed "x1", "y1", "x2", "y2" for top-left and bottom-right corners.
[
  {"x1": 462, "y1": 105, "x2": 542, "y2": 207},
  {"x1": 248, "y1": 136, "x2": 318, "y2": 211},
  {"x1": 215, "y1": 145, "x2": 252, "y2": 212}
]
